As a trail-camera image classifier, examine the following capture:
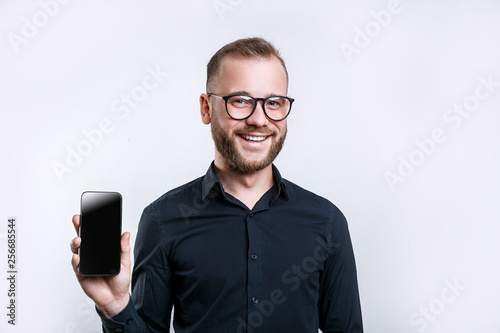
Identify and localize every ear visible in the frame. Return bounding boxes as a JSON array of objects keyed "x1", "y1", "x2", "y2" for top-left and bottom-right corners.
[{"x1": 200, "y1": 94, "x2": 212, "y2": 125}]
